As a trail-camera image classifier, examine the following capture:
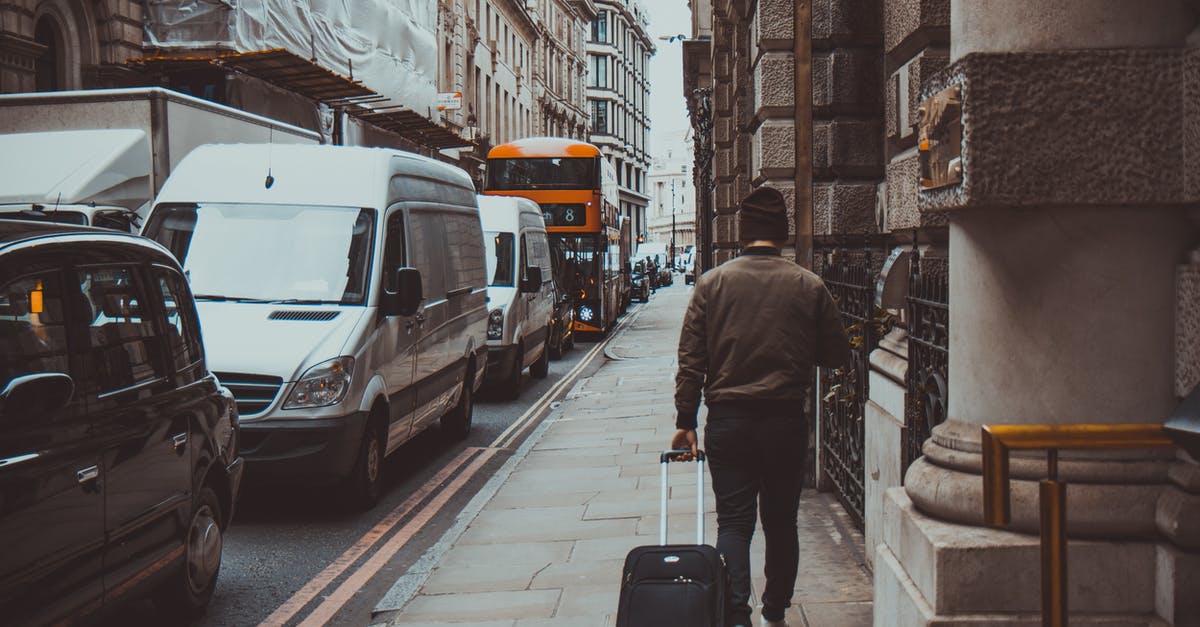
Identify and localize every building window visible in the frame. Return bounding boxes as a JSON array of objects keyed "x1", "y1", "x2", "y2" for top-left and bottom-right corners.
[
  {"x1": 592, "y1": 11, "x2": 608, "y2": 43},
  {"x1": 590, "y1": 55, "x2": 608, "y2": 89},
  {"x1": 592, "y1": 100, "x2": 608, "y2": 134}
]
